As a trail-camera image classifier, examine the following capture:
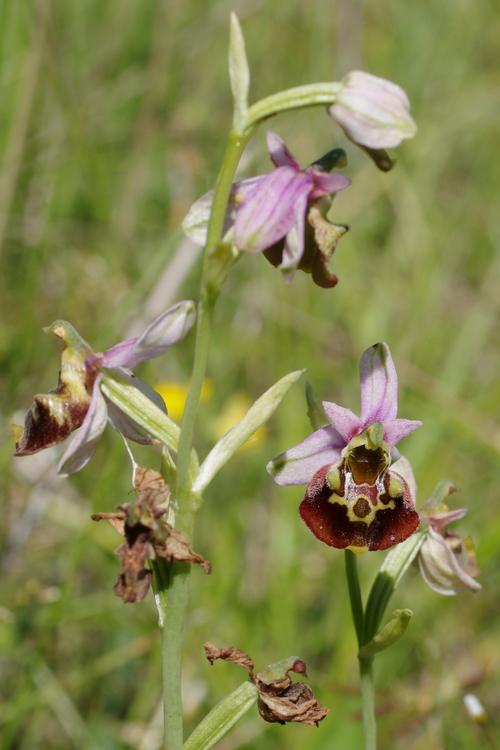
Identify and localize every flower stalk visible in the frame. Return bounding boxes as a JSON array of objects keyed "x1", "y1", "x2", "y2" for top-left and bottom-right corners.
[
  {"x1": 344, "y1": 551, "x2": 377, "y2": 750},
  {"x1": 157, "y1": 69, "x2": 353, "y2": 750},
  {"x1": 246, "y1": 82, "x2": 342, "y2": 127},
  {"x1": 359, "y1": 656, "x2": 377, "y2": 750},
  {"x1": 157, "y1": 129, "x2": 250, "y2": 750},
  {"x1": 344, "y1": 550, "x2": 364, "y2": 646}
]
